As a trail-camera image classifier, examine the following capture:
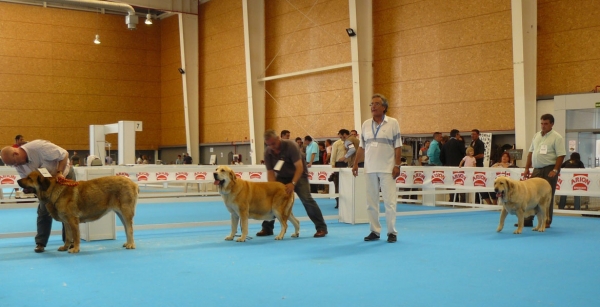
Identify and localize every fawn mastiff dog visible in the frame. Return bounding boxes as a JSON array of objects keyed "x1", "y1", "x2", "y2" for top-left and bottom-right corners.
[
  {"x1": 213, "y1": 165, "x2": 299, "y2": 242},
  {"x1": 17, "y1": 170, "x2": 138, "y2": 253},
  {"x1": 494, "y1": 176, "x2": 552, "y2": 234}
]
